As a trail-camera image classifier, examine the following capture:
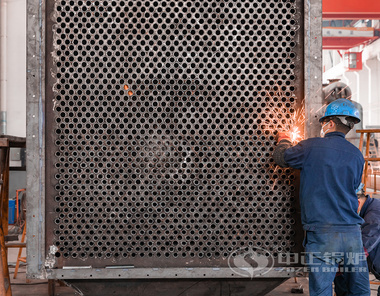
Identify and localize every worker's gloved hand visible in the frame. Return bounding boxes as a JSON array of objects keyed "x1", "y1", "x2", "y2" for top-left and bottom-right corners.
[
  {"x1": 275, "y1": 132, "x2": 291, "y2": 144},
  {"x1": 273, "y1": 132, "x2": 292, "y2": 167}
]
